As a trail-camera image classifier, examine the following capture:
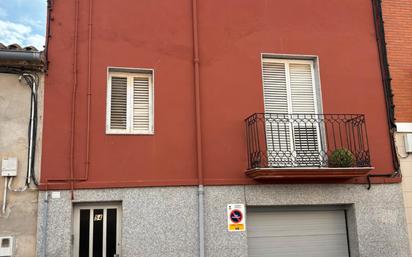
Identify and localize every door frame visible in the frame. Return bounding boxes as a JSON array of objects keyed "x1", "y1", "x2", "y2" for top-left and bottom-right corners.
[
  {"x1": 261, "y1": 56, "x2": 326, "y2": 167},
  {"x1": 72, "y1": 202, "x2": 122, "y2": 257}
]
